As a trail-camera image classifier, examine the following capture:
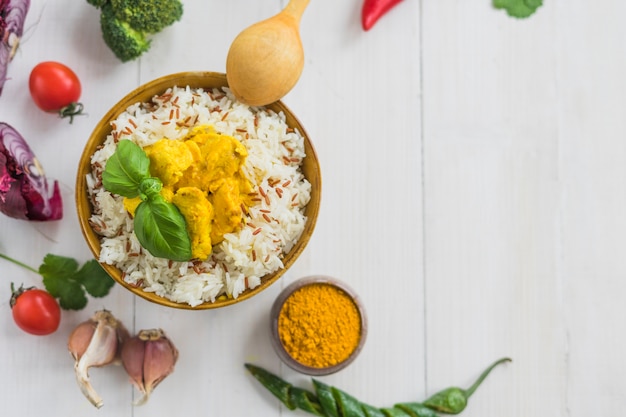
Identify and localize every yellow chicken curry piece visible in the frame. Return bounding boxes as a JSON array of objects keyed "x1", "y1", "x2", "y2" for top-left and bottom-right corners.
[{"x1": 123, "y1": 126, "x2": 252, "y2": 260}]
